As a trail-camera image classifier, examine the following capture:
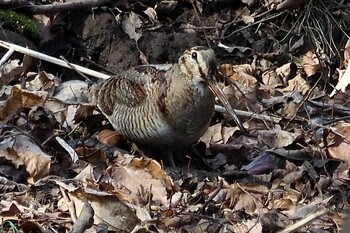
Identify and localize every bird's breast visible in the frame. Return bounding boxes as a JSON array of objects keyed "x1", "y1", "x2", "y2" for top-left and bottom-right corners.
[
  {"x1": 104, "y1": 82, "x2": 214, "y2": 147},
  {"x1": 161, "y1": 81, "x2": 215, "y2": 143},
  {"x1": 98, "y1": 62, "x2": 216, "y2": 147}
]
